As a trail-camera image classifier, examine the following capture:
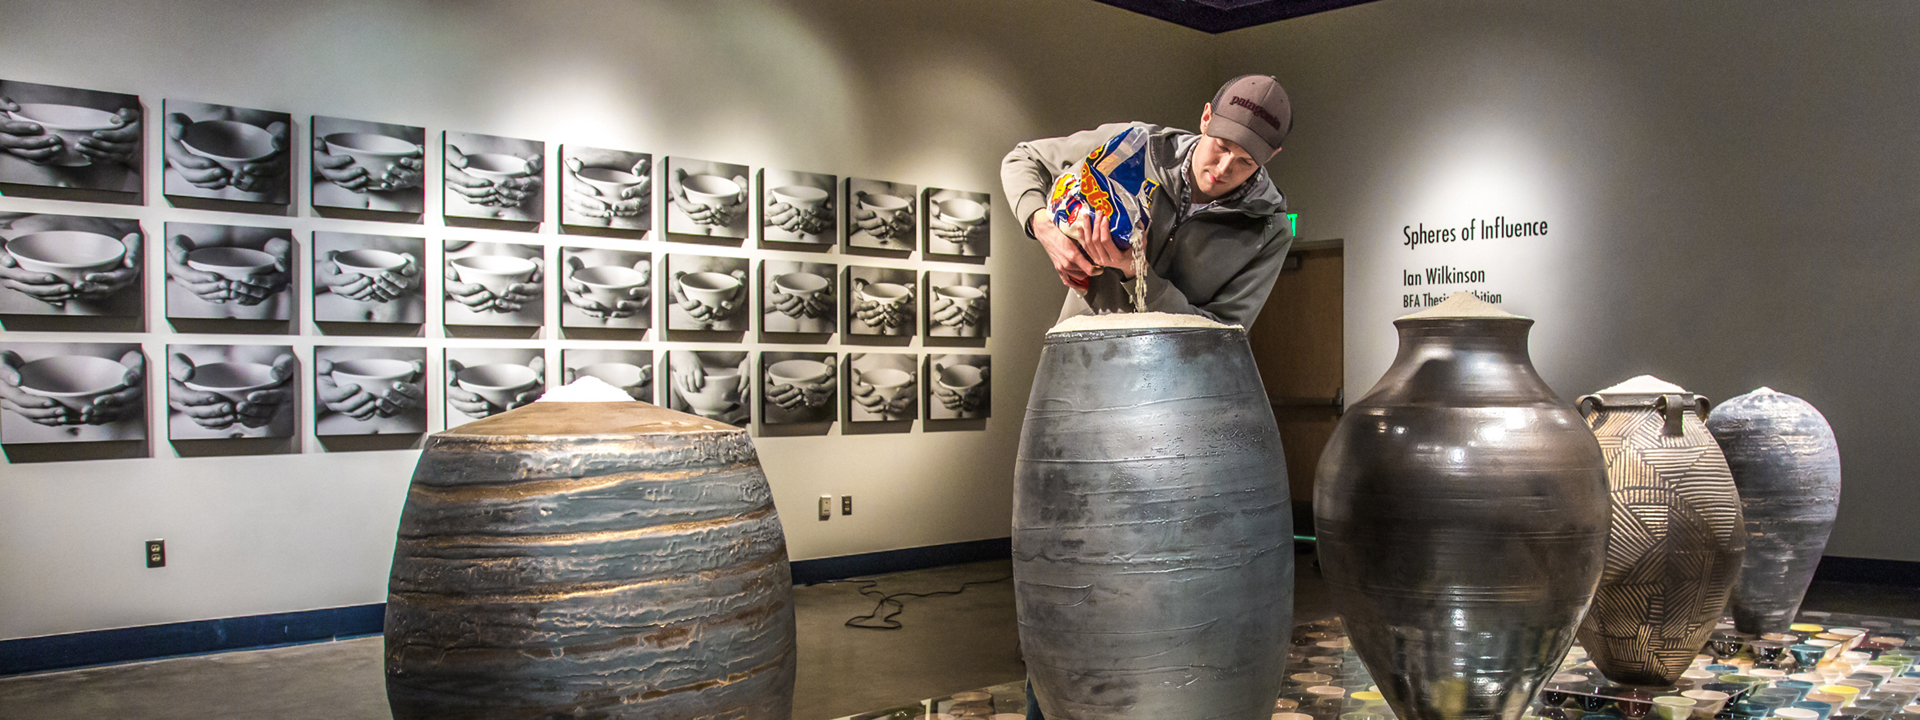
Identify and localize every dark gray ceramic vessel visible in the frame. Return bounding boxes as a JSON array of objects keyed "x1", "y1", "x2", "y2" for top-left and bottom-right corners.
[
  {"x1": 1706, "y1": 388, "x2": 1842, "y2": 636},
  {"x1": 384, "y1": 402, "x2": 795, "y2": 720},
  {"x1": 1315, "y1": 296, "x2": 1608, "y2": 720},
  {"x1": 1014, "y1": 323, "x2": 1293, "y2": 720}
]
